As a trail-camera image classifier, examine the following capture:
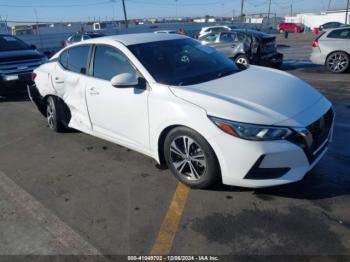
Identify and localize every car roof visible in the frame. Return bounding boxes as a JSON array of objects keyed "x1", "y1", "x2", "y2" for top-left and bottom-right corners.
[
  {"x1": 233, "y1": 29, "x2": 273, "y2": 37},
  {"x1": 326, "y1": 25, "x2": 350, "y2": 31},
  {"x1": 82, "y1": 33, "x2": 185, "y2": 46},
  {"x1": 201, "y1": 25, "x2": 229, "y2": 30}
]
